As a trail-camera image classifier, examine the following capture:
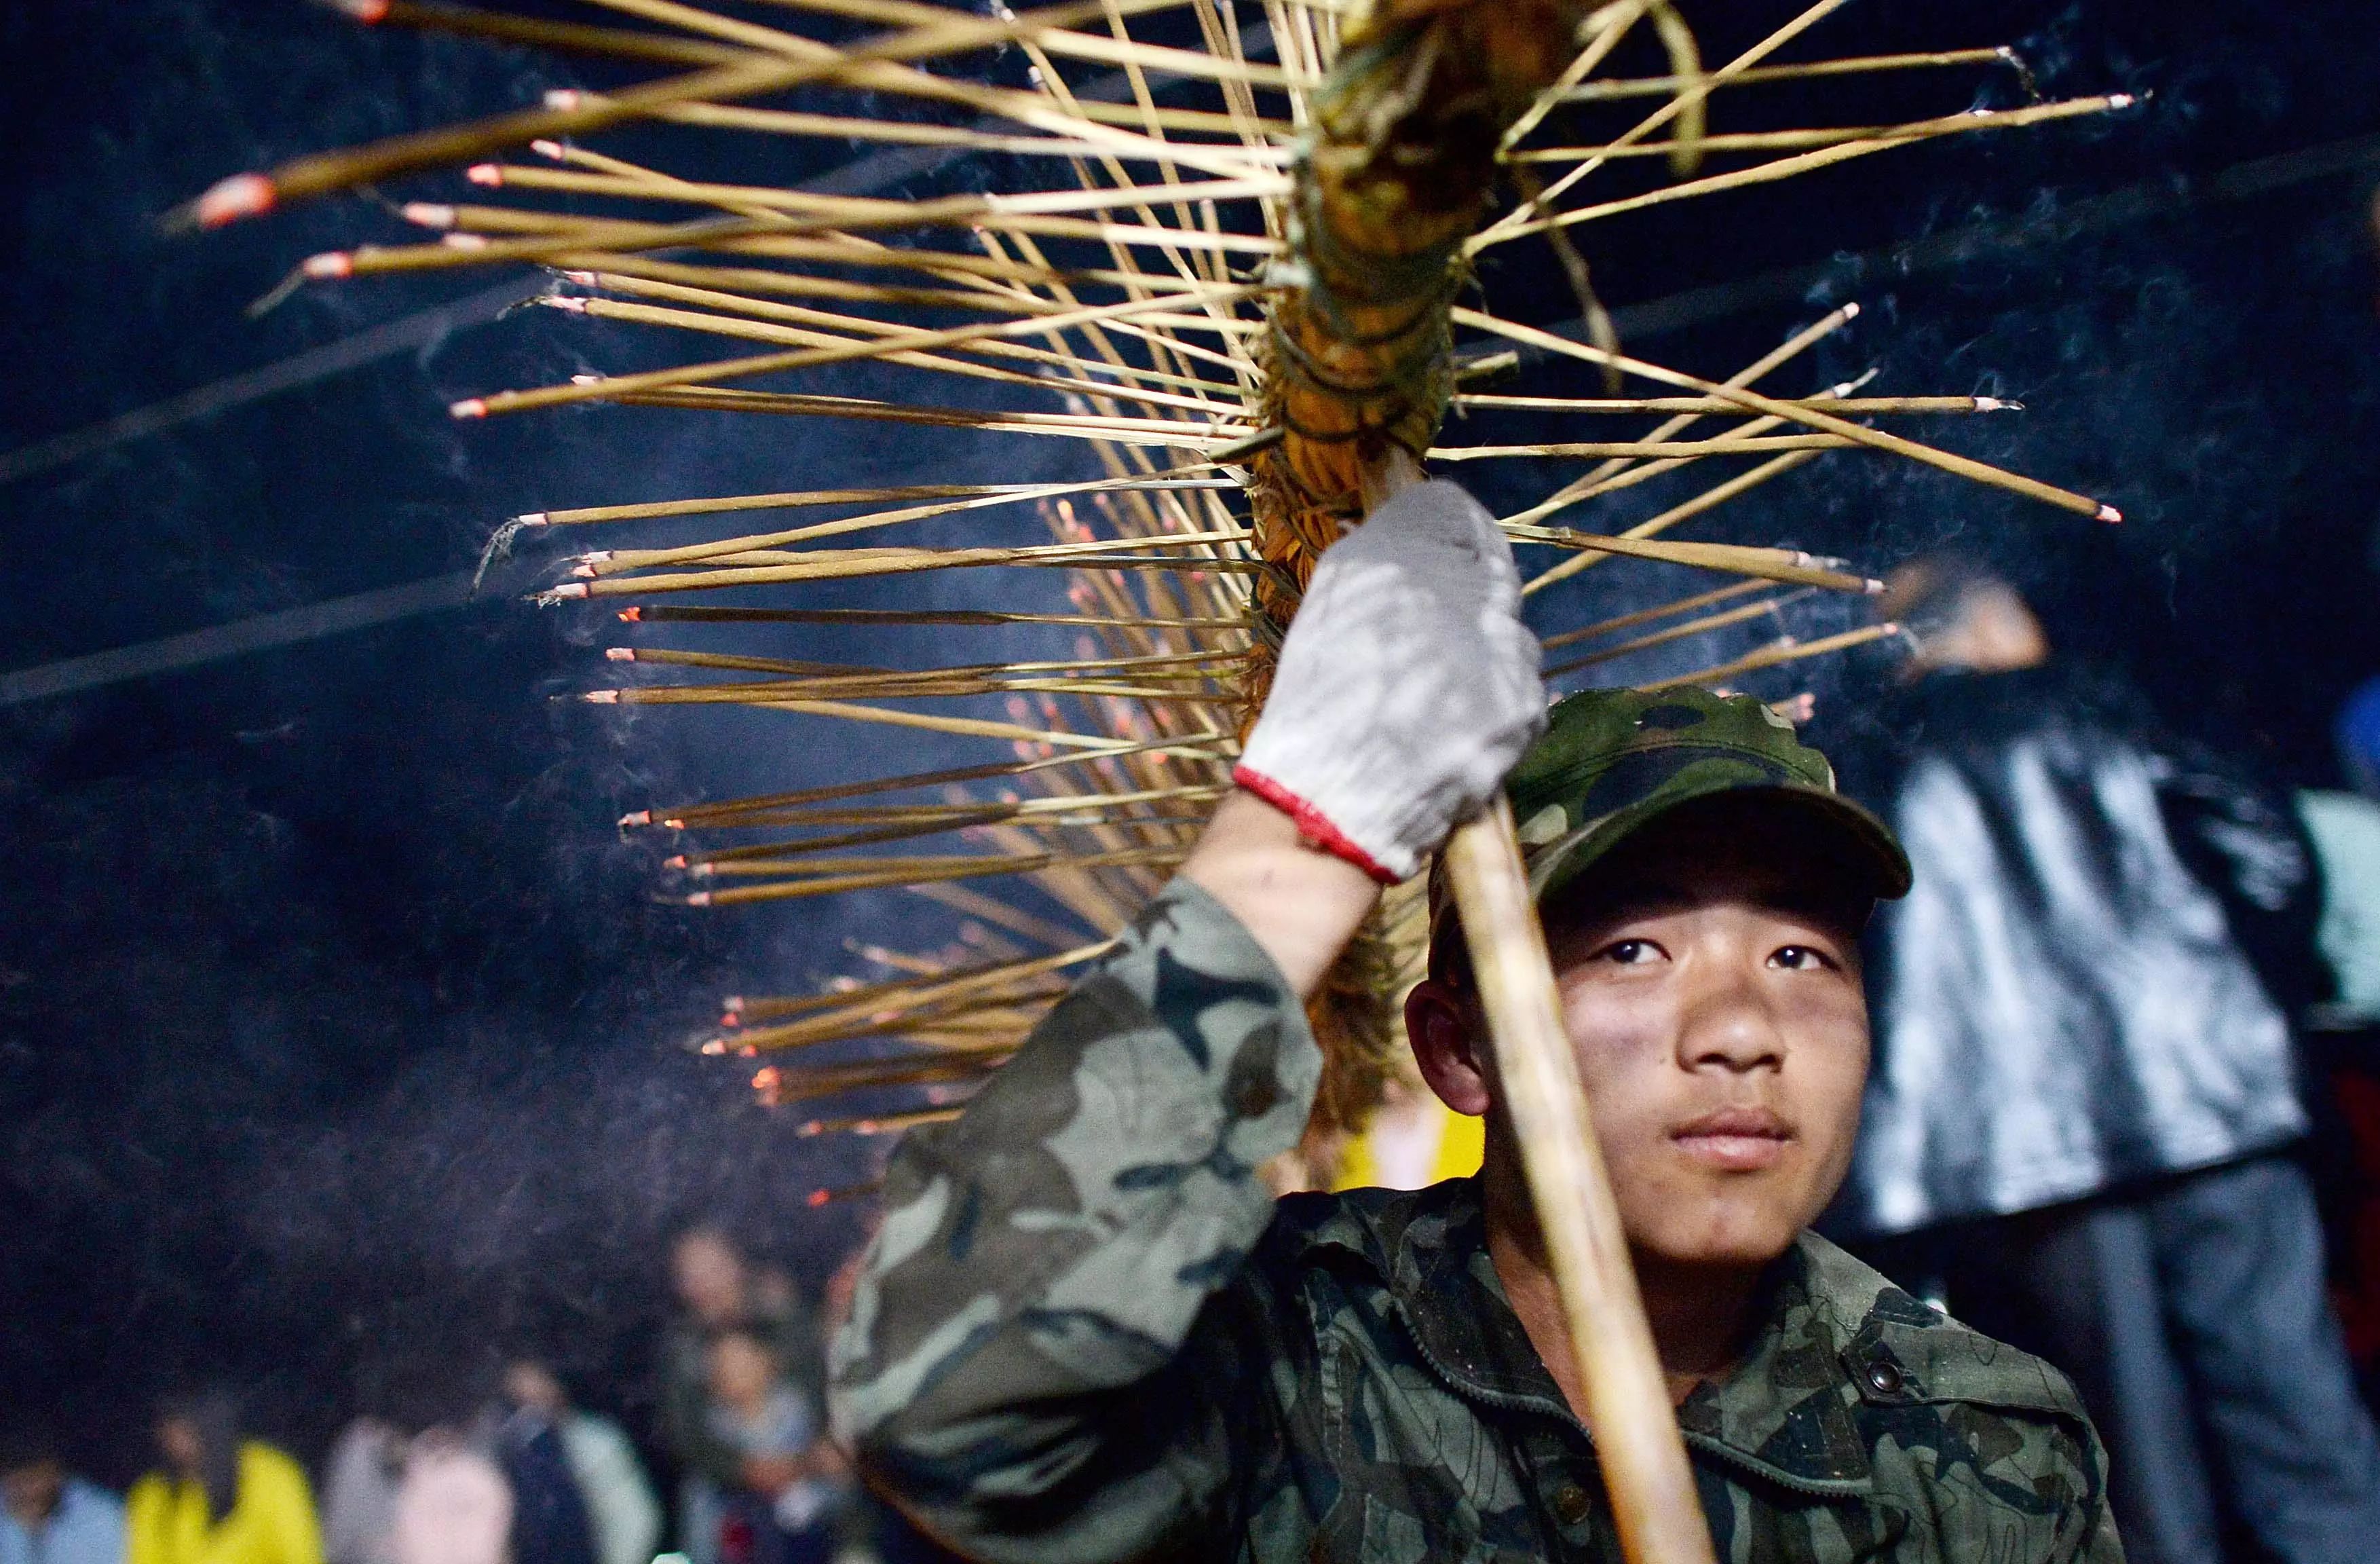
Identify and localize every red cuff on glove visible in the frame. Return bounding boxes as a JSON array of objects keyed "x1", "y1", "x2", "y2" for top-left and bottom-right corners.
[{"x1": 1231, "y1": 764, "x2": 1400, "y2": 885}]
